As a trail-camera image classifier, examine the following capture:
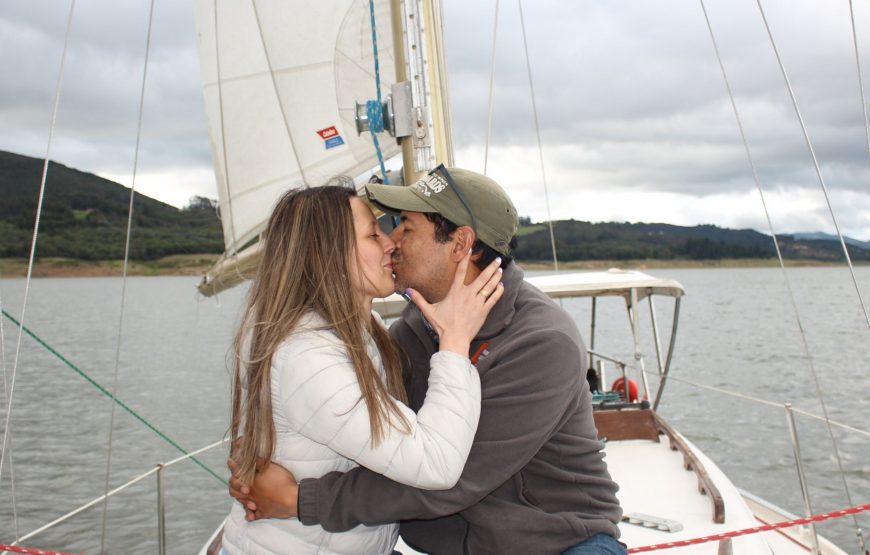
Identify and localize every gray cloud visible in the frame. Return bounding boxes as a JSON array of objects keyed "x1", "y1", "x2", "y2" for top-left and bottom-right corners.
[{"x1": 2, "y1": 0, "x2": 869, "y2": 238}]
